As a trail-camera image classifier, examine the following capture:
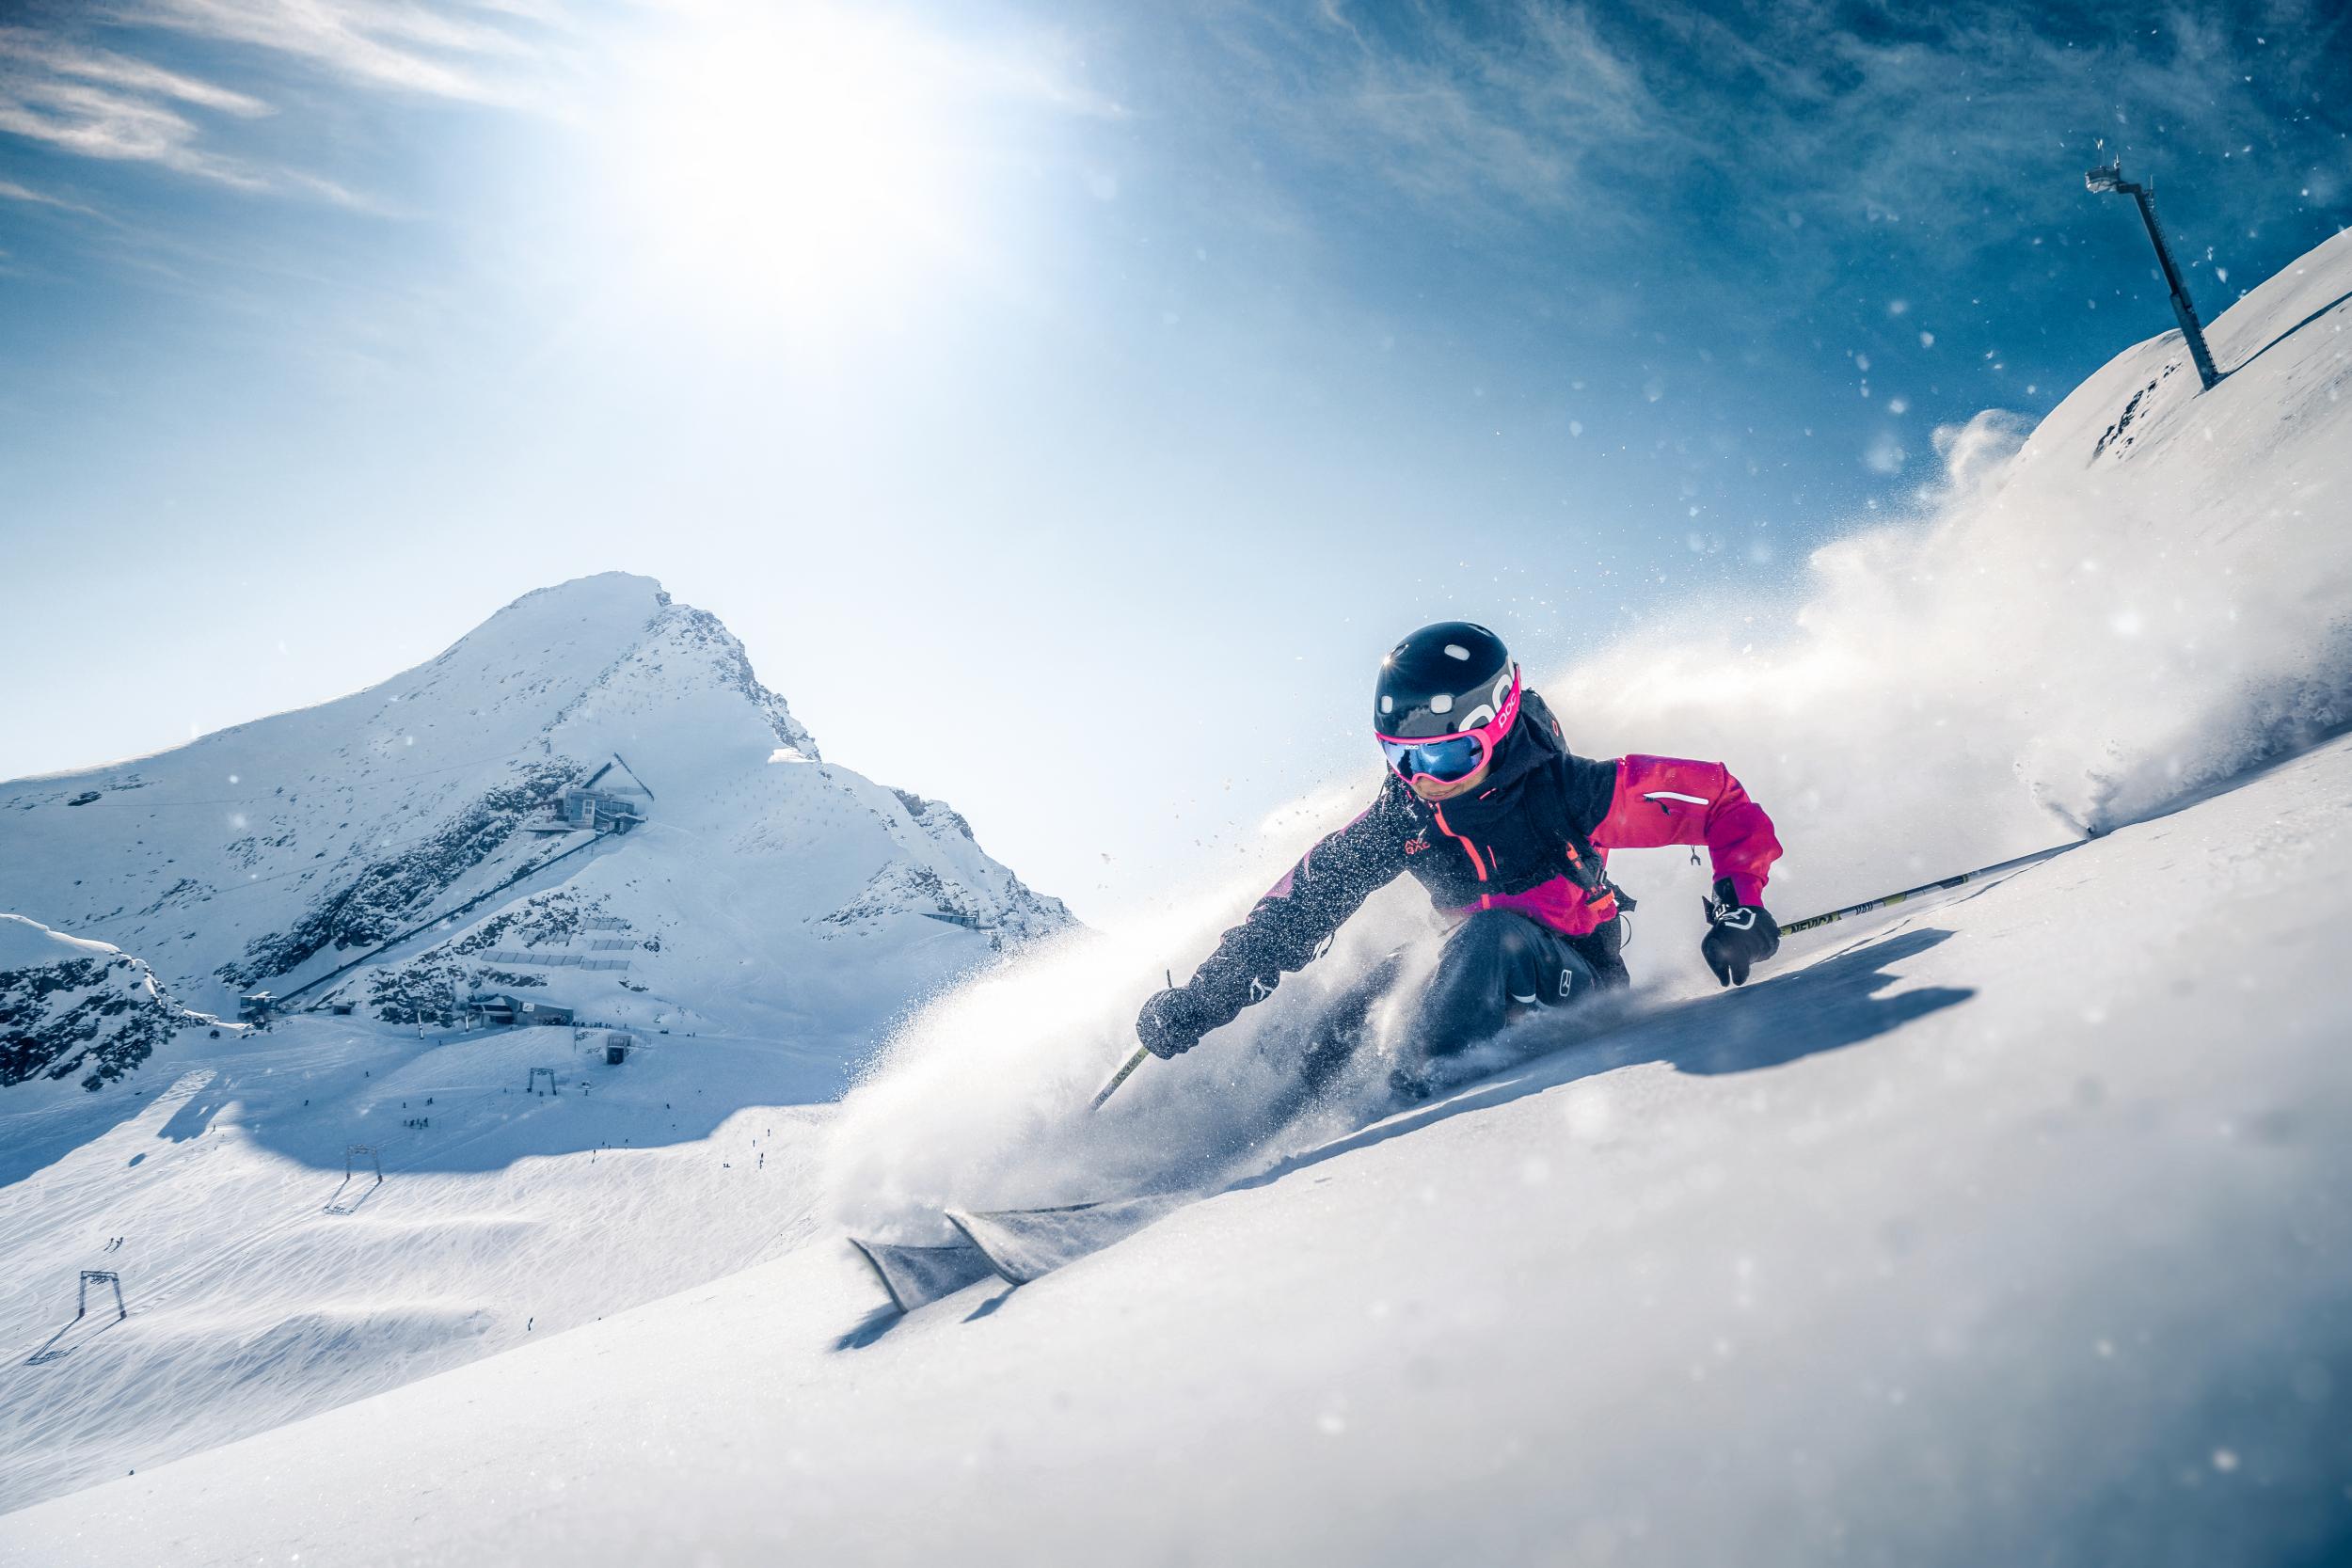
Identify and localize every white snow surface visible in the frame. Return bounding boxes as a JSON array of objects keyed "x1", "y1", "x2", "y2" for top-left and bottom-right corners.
[
  {"x1": 0, "y1": 1012, "x2": 845, "y2": 1513},
  {"x1": 3, "y1": 232, "x2": 2350, "y2": 1560},
  {"x1": 0, "y1": 916, "x2": 114, "y2": 972},
  {"x1": 6, "y1": 722, "x2": 2349, "y2": 1565}
]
